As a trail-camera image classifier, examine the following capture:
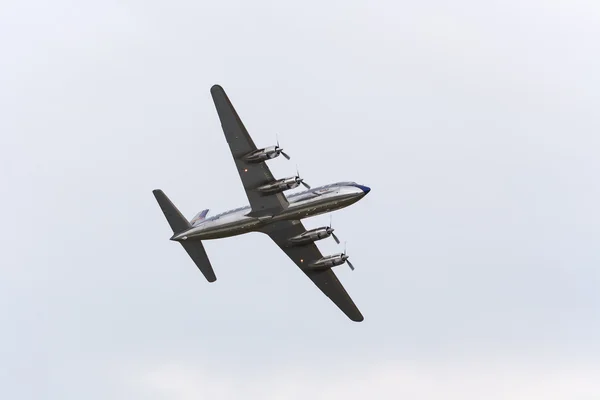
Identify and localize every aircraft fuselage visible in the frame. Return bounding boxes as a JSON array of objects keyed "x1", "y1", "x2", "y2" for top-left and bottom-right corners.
[{"x1": 171, "y1": 182, "x2": 370, "y2": 241}]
